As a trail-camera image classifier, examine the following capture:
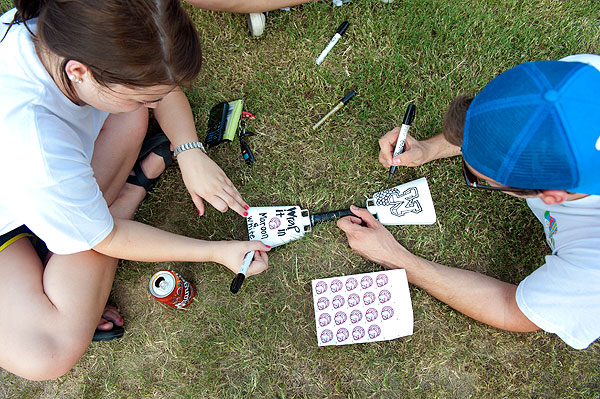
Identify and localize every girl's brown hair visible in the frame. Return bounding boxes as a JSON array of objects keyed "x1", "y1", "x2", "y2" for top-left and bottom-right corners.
[{"x1": 12, "y1": 0, "x2": 201, "y2": 95}]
